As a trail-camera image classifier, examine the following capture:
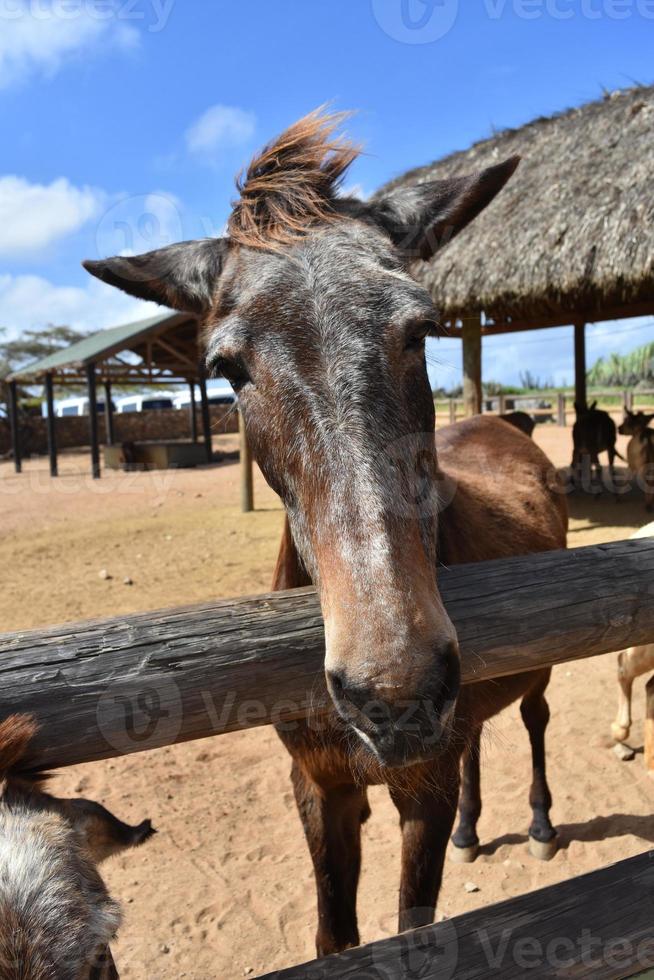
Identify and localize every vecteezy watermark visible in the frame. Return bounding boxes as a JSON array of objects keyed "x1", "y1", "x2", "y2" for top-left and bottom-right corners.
[
  {"x1": 0, "y1": 0, "x2": 175, "y2": 34},
  {"x1": 372, "y1": 0, "x2": 654, "y2": 44},
  {"x1": 97, "y1": 675, "x2": 183, "y2": 754},
  {"x1": 371, "y1": 0, "x2": 459, "y2": 43},
  {"x1": 484, "y1": 0, "x2": 654, "y2": 20},
  {"x1": 95, "y1": 192, "x2": 183, "y2": 268}
]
